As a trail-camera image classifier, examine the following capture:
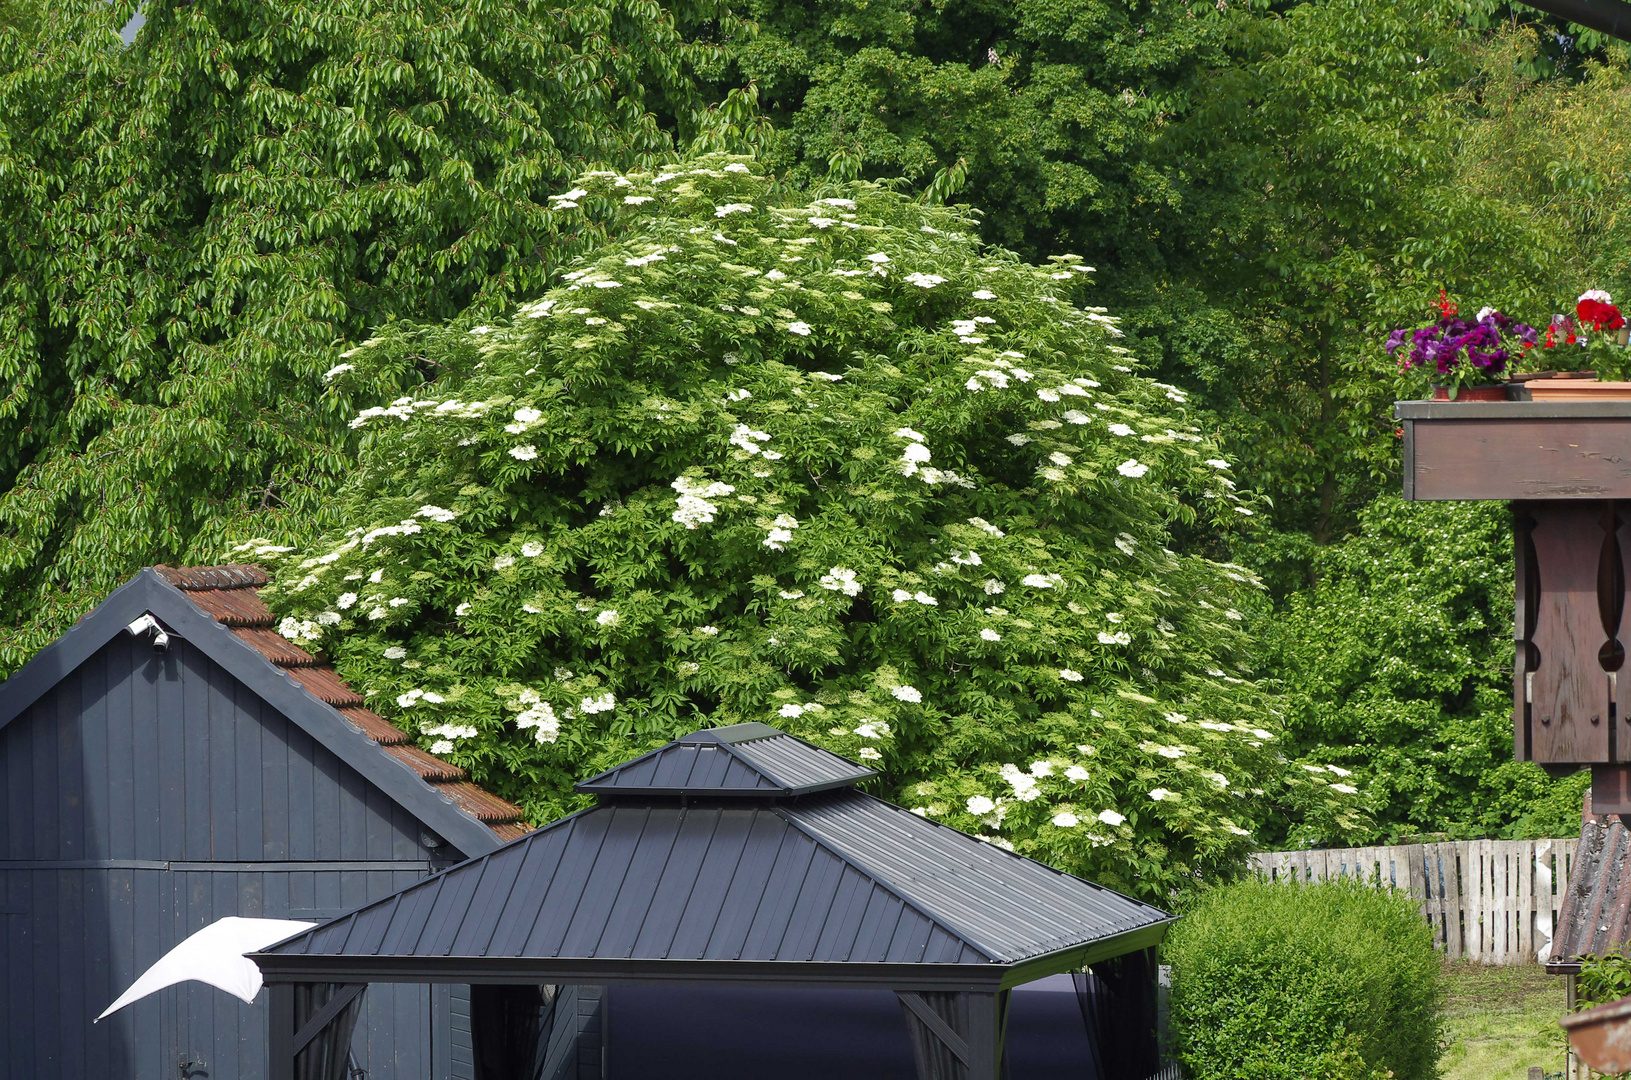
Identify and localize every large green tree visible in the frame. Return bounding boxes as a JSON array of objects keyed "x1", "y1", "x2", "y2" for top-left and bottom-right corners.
[
  {"x1": 0, "y1": 0, "x2": 743, "y2": 673},
  {"x1": 246, "y1": 160, "x2": 1358, "y2": 898}
]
